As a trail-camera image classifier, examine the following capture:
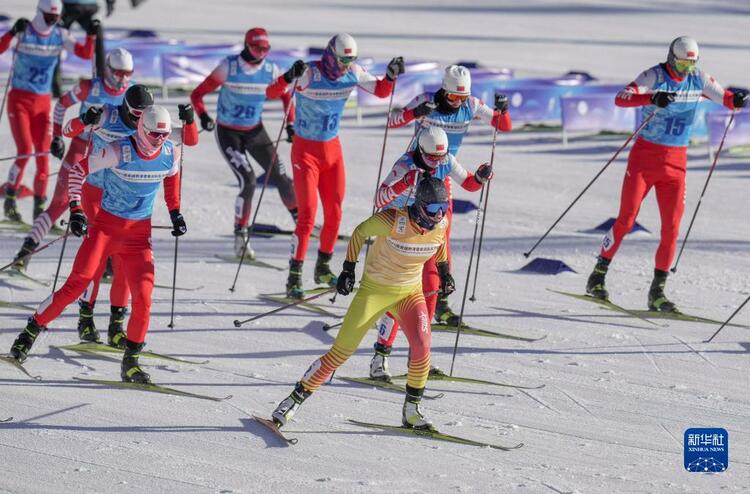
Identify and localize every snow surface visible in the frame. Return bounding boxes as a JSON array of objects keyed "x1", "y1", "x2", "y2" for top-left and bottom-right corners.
[{"x1": 2, "y1": 1, "x2": 750, "y2": 493}]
